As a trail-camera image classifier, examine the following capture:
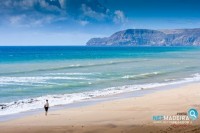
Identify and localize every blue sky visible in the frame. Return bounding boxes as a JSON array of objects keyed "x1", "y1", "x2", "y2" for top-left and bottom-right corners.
[{"x1": 0, "y1": 0, "x2": 200, "y2": 46}]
